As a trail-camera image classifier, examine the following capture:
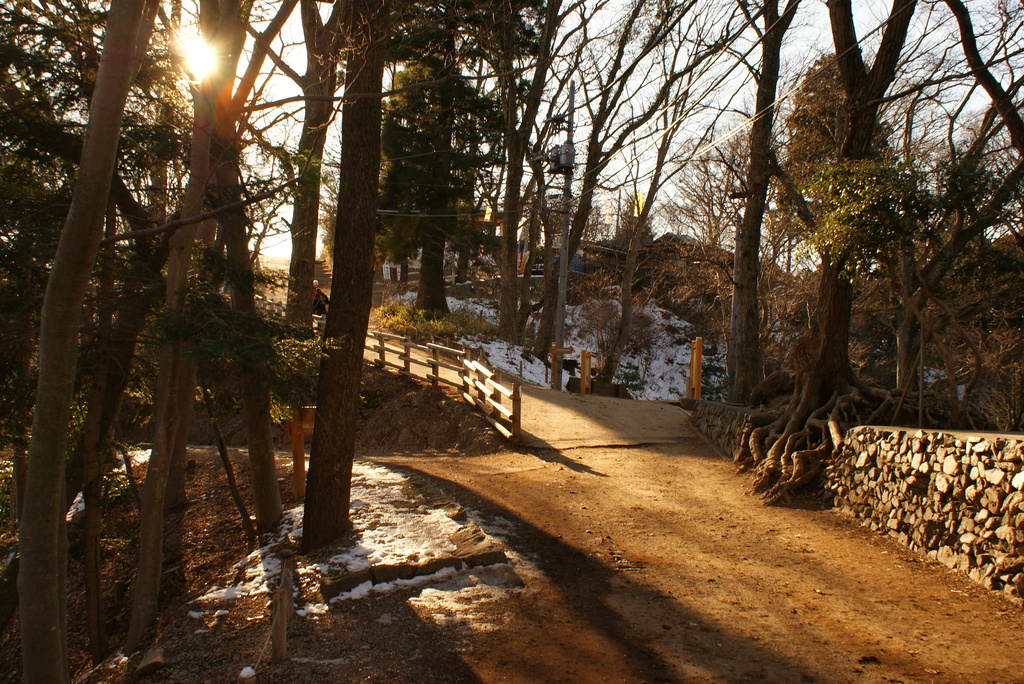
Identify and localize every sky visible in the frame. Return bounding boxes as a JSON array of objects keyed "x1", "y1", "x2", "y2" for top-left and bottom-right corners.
[{"x1": 220, "y1": 0, "x2": 976, "y2": 261}]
